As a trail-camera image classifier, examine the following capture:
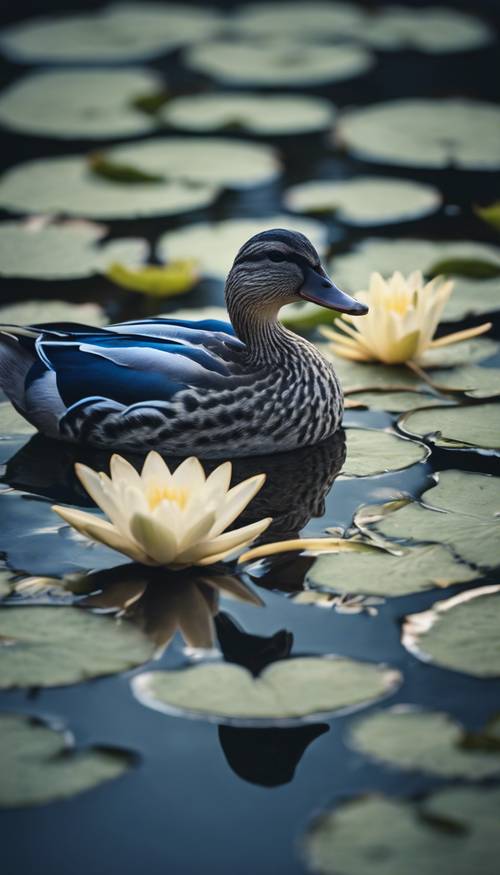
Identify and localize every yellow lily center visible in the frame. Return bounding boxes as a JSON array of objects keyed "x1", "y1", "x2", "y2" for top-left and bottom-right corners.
[
  {"x1": 386, "y1": 289, "x2": 415, "y2": 316},
  {"x1": 147, "y1": 485, "x2": 188, "y2": 511}
]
